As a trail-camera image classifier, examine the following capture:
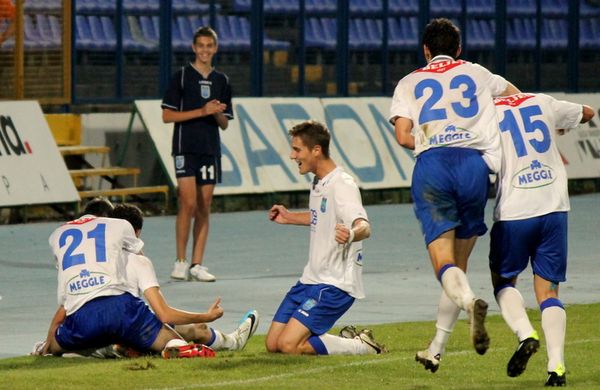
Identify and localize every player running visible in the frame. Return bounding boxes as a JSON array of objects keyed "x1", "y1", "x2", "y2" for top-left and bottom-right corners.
[
  {"x1": 490, "y1": 93, "x2": 594, "y2": 386},
  {"x1": 389, "y1": 17, "x2": 519, "y2": 371}
]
